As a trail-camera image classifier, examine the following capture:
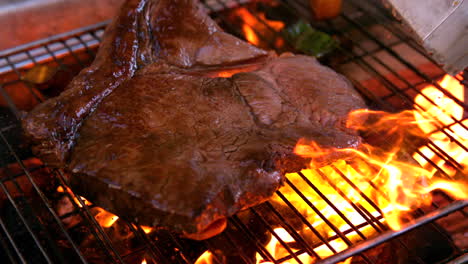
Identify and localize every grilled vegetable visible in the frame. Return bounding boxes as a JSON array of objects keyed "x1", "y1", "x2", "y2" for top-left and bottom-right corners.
[
  {"x1": 283, "y1": 20, "x2": 339, "y2": 58},
  {"x1": 310, "y1": 0, "x2": 342, "y2": 20}
]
